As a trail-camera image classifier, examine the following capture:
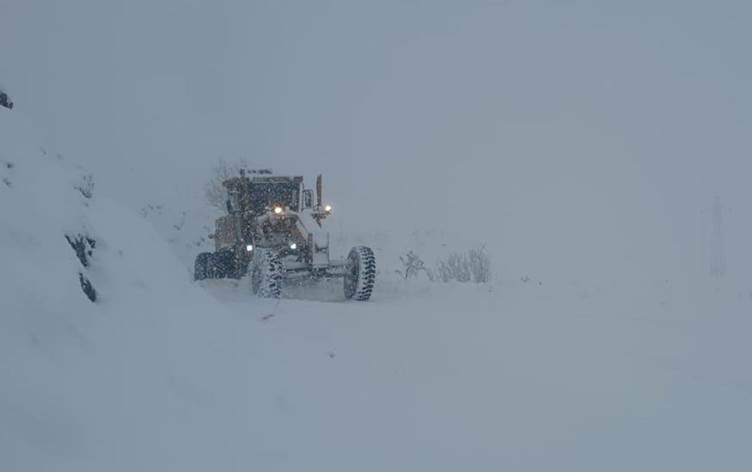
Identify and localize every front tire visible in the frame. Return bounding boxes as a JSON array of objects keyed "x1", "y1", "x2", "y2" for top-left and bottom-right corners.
[
  {"x1": 250, "y1": 250, "x2": 283, "y2": 298},
  {"x1": 344, "y1": 246, "x2": 375, "y2": 301}
]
